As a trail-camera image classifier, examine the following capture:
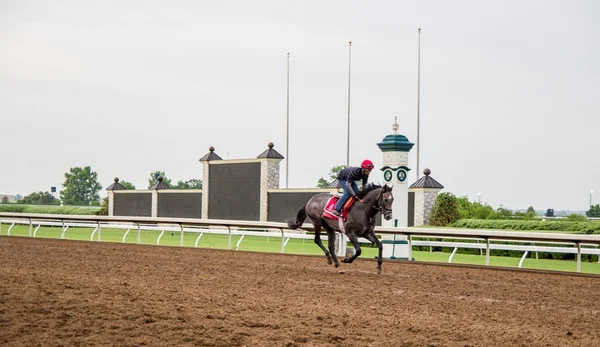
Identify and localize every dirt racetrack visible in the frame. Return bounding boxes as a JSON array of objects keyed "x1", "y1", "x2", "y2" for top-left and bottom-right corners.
[{"x1": 1, "y1": 237, "x2": 599, "y2": 347}]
